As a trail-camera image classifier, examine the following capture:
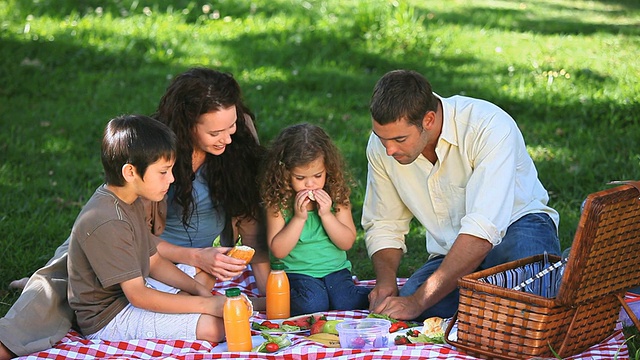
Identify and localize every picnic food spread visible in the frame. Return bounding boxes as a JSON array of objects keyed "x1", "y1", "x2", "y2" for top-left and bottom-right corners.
[
  {"x1": 252, "y1": 332, "x2": 292, "y2": 353},
  {"x1": 252, "y1": 313, "x2": 326, "y2": 333},
  {"x1": 392, "y1": 317, "x2": 446, "y2": 345}
]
